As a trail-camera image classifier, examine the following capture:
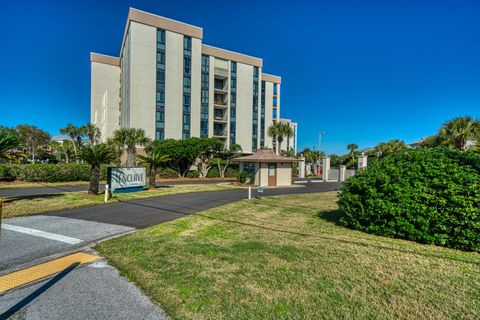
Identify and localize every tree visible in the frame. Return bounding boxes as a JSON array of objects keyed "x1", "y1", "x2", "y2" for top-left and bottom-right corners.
[
  {"x1": 112, "y1": 128, "x2": 150, "y2": 167},
  {"x1": 150, "y1": 138, "x2": 218, "y2": 177},
  {"x1": 137, "y1": 151, "x2": 170, "y2": 188},
  {"x1": 347, "y1": 143, "x2": 358, "y2": 164},
  {"x1": 210, "y1": 143, "x2": 243, "y2": 178},
  {"x1": 16, "y1": 124, "x2": 51, "y2": 162},
  {"x1": 374, "y1": 139, "x2": 407, "y2": 158},
  {"x1": 195, "y1": 138, "x2": 224, "y2": 178},
  {"x1": 60, "y1": 123, "x2": 83, "y2": 163},
  {"x1": 0, "y1": 129, "x2": 20, "y2": 162},
  {"x1": 61, "y1": 140, "x2": 74, "y2": 163},
  {"x1": 438, "y1": 116, "x2": 480, "y2": 152},
  {"x1": 268, "y1": 123, "x2": 293, "y2": 155},
  {"x1": 78, "y1": 144, "x2": 116, "y2": 195},
  {"x1": 82, "y1": 123, "x2": 100, "y2": 145}
]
